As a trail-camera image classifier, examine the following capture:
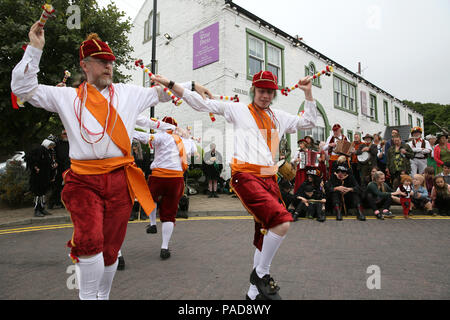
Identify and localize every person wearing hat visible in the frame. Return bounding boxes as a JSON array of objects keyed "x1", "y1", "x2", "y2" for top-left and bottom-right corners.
[
  {"x1": 325, "y1": 165, "x2": 366, "y2": 221},
  {"x1": 356, "y1": 133, "x2": 379, "y2": 187},
  {"x1": 151, "y1": 70, "x2": 317, "y2": 300},
  {"x1": 292, "y1": 138, "x2": 309, "y2": 193},
  {"x1": 133, "y1": 116, "x2": 198, "y2": 260},
  {"x1": 323, "y1": 123, "x2": 349, "y2": 178},
  {"x1": 24, "y1": 138, "x2": 56, "y2": 217},
  {"x1": 11, "y1": 21, "x2": 210, "y2": 300},
  {"x1": 407, "y1": 127, "x2": 432, "y2": 175},
  {"x1": 434, "y1": 133, "x2": 450, "y2": 175},
  {"x1": 292, "y1": 168, "x2": 326, "y2": 222}
]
